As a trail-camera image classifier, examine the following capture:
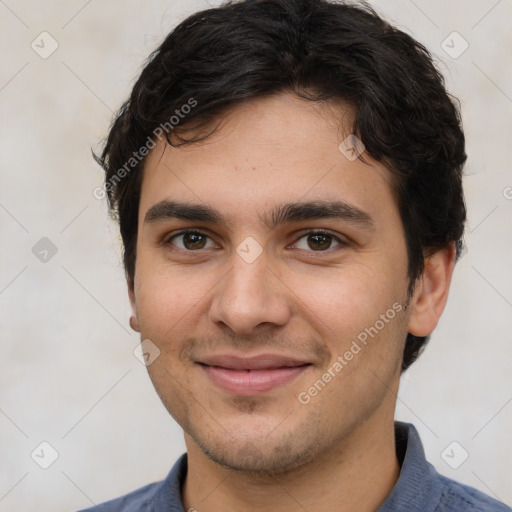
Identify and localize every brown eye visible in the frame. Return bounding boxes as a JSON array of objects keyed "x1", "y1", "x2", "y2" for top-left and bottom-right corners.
[
  {"x1": 293, "y1": 230, "x2": 344, "y2": 252},
  {"x1": 168, "y1": 231, "x2": 215, "y2": 251},
  {"x1": 307, "y1": 233, "x2": 333, "y2": 250}
]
